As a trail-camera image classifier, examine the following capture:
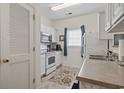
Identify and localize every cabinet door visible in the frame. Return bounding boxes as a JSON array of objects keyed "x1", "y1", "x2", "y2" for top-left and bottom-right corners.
[
  {"x1": 99, "y1": 12, "x2": 112, "y2": 39},
  {"x1": 52, "y1": 28, "x2": 57, "y2": 42},
  {"x1": 45, "y1": 25, "x2": 50, "y2": 34},
  {"x1": 40, "y1": 54, "x2": 45, "y2": 76},
  {"x1": 112, "y1": 3, "x2": 124, "y2": 24},
  {"x1": 105, "y1": 4, "x2": 112, "y2": 31},
  {"x1": 80, "y1": 81, "x2": 108, "y2": 89},
  {"x1": 56, "y1": 53, "x2": 59, "y2": 67},
  {"x1": 56, "y1": 52, "x2": 62, "y2": 67}
]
